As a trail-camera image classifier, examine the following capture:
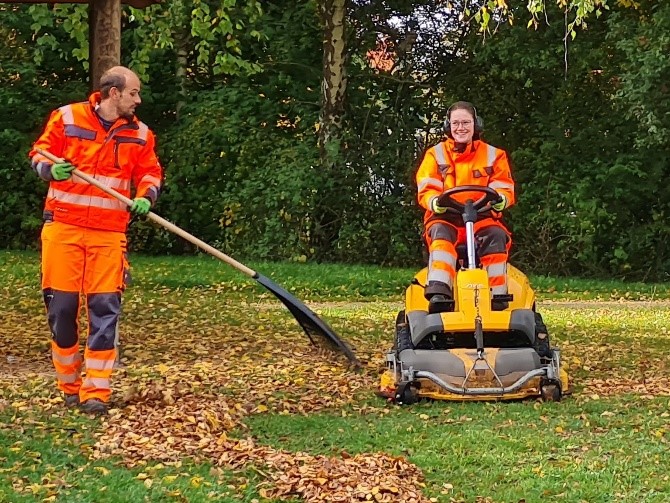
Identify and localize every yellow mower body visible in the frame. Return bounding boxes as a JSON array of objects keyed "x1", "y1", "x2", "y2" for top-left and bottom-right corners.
[{"x1": 379, "y1": 264, "x2": 570, "y2": 403}]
